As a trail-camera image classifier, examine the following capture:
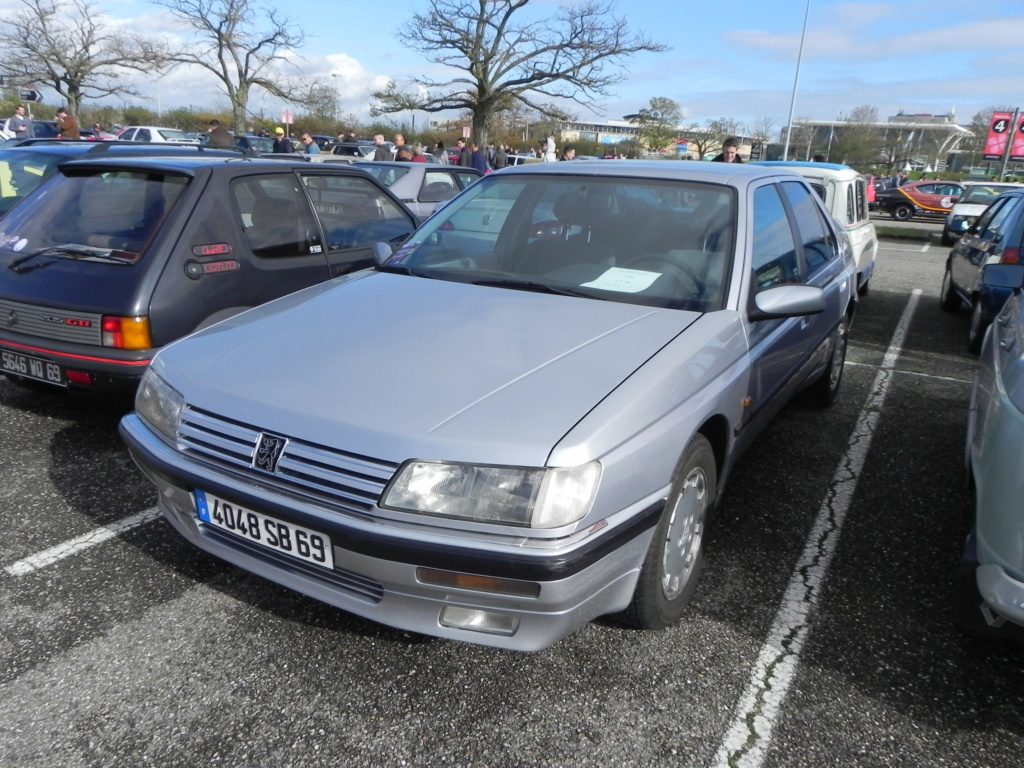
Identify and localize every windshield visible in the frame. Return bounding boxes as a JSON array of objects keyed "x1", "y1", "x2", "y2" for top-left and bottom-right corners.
[
  {"x1": 356, "y1": 164, "x2": 410, "y2": 187},
  {"x1": 384, "y1": 174, "x2": 736, "y2": 312},
  {"x1": 0, "y1": 168, "x2": 189, "y2": 266},
  {"x1": 0, "y1": 150, "x2": 66, "y2": 217},
  {"x1": 961, "y1": 184, "x2": 1020, "y2": 204}
]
